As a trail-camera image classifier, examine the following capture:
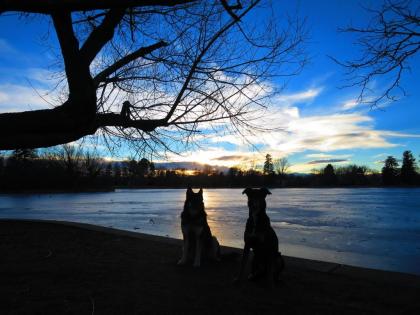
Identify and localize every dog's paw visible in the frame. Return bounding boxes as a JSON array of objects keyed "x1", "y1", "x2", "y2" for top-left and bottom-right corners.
[
  {"x1": 177, "y1": 259, "x2": 187, "y2": 265},
  {"x1": 193, "y1": 261, "x2": 201, "y2": 268}
]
